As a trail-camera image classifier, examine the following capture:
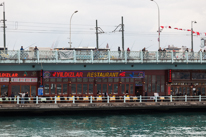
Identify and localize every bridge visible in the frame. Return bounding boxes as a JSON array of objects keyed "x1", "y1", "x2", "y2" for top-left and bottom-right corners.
[{"x1": 0, "y1": 50, "x2": 205, "y2": 64}]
